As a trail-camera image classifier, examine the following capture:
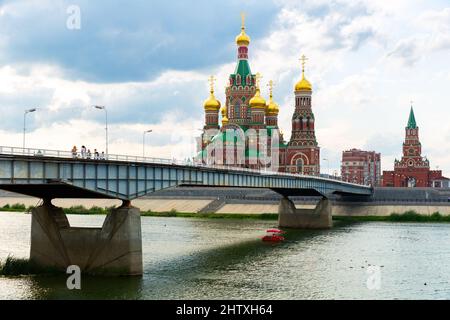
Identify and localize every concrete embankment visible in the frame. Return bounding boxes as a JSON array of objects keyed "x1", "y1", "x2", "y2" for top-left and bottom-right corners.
[
  {"x1": 1, "y1": 195, "x2": 450, "y2": 216},
  {"x1": 0, "y1": 196, "x2": 213, "y2": 213},
  {"x1": 1, "y1": 187, "x2": 450, "y2": 216},
  {"x1": 216, "y1": 203, "x2": 450, "y2": 216}
]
